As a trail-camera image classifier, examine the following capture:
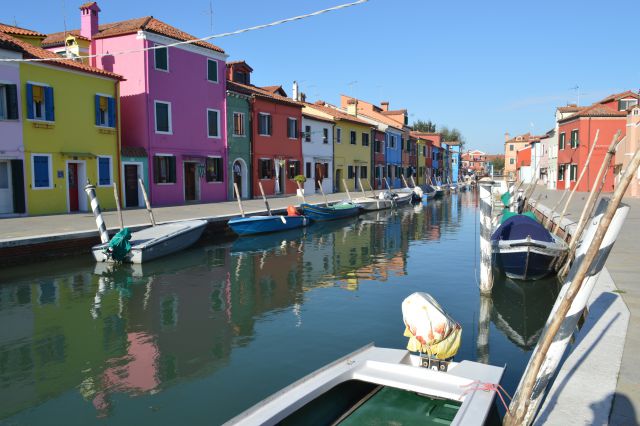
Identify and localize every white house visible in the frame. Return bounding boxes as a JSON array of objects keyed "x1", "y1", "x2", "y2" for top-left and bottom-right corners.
[{"x1": 301, "y1": 110, "x2": 334, "y2": 195}]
